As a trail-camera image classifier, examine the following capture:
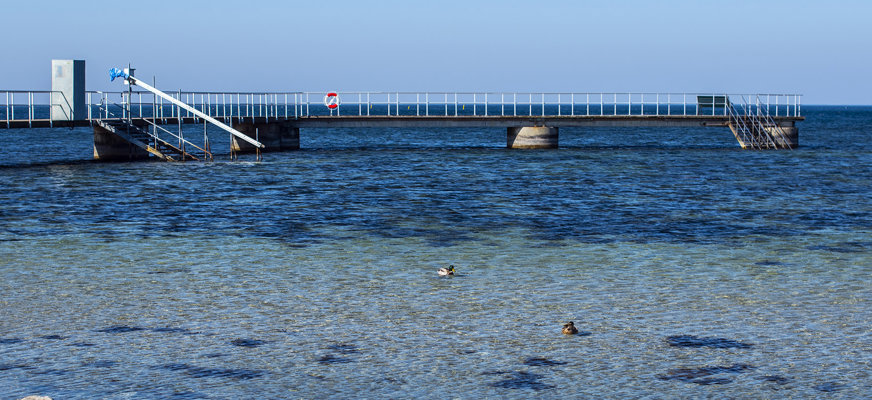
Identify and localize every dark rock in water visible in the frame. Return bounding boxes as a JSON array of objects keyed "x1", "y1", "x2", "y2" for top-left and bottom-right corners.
[
  {"x1": 523, "y1": 357, "x2": 567, "y2": 367},
  {"x1": 658, "y1": 363, "x2": 754, "y2": 385},
  {"x1": 230, "y1": 338, "x2": 266, "y2": 347},
  {"x1": 326, "y1": 343, "x2": 359, "y2": 354},
  {"x1": 40, "y1": 335, "x2": 67, "y2": 340},
  {"x1": 814, "y1": 382, "x2": 845, "y2": 392},
  {"x1": 0, "y1": 338, "x2": 24, "y2": 345},
  {"x1": 489, "y1": 371, "x2": 555, "y2": 391},
  {"x1": 666, "y1": 335, "x2": 753, "y2": 349},
  {"x1": 96, "y1": 325, "x2": 146, "y2": 334},
  {"x1": 317, "y1": 354, "x2": 354, "y2": 364}
]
